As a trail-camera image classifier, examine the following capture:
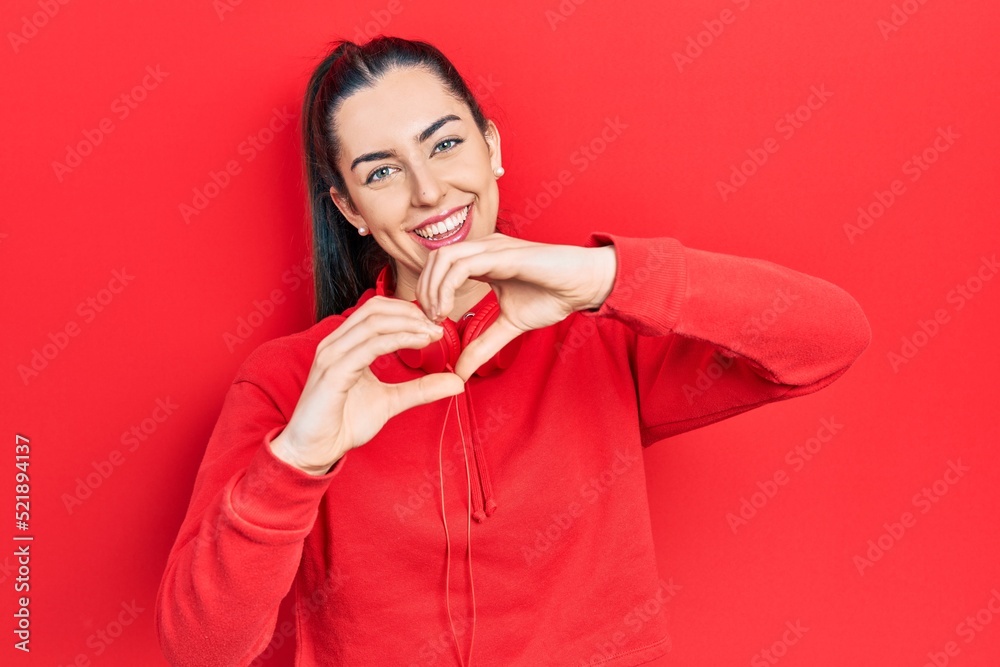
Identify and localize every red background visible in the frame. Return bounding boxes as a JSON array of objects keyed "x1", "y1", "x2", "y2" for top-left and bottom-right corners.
[{"x1": 3, "y1": 1, "x2": 999, "y2": 665}]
